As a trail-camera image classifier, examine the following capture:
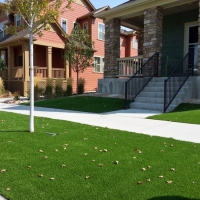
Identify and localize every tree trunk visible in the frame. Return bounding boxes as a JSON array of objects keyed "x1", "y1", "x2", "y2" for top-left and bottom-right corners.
[
  {"x1": 76, "y1": 70, "x2": 79, "y2": 94},
  {"x1": 29, "y1": 30, "x2": 34, "y2": 132}
]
